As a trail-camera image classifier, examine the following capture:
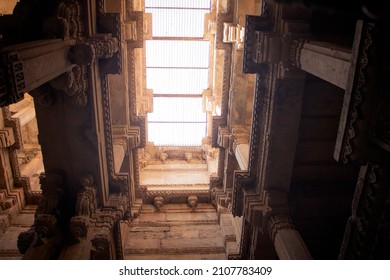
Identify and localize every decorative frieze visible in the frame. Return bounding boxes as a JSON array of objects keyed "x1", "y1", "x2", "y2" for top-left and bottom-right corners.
[
  {"x1": 339, "y1": 163, "x2": 390, "y2": 259},
  {"x1": 0, "y1": 52, "x2": 25, "y2": 107},
  {"x1": 334, "y1": 21, "x2": 389, "y2": 163}
]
